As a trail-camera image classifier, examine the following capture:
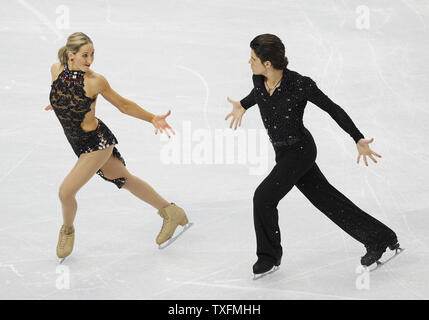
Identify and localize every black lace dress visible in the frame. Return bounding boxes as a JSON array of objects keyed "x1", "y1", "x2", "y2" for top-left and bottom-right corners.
[{"x1": 49, "y1": 64, "x2": 126, "y2": 188}]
